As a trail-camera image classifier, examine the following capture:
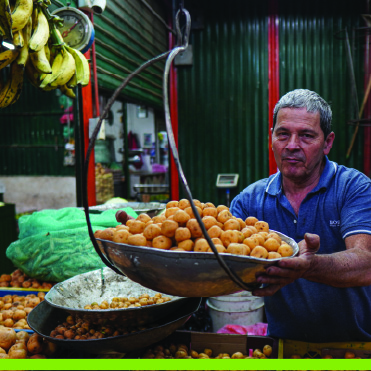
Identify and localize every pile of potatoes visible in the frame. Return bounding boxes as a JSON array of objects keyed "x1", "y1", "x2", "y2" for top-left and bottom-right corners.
[
  {"x1": 0, "y1": 269, "x2": 54, "y2": 290},
  {"x1": 84, "y1": 293, "x2": 172, "y2": 310},
  {"x1": 50, "y1": 315, "x2": 151, "y2": 340},
  {"x1": 95, "y1": 199, "x2": 294, "y2": 260},
  {"x1": 140, "y1": 342, "x2": 273, "y2": 359},
  {"x1": 0, "y1": 292, "x2": 45, "y2": 330},
  {"x1": 0, "y1": 328, "x2": 56, "y2": 359}
]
